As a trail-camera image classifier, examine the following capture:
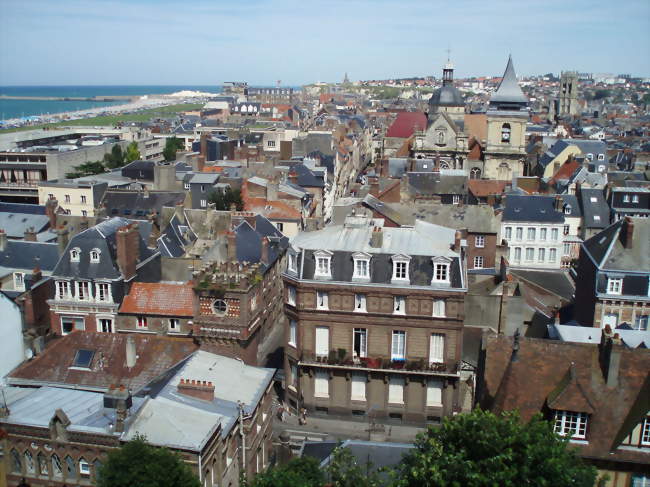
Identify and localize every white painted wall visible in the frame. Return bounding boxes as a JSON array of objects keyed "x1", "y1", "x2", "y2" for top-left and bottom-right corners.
[{"x1": 0, "y1": 293, "x2": 25, "y2": 380}]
